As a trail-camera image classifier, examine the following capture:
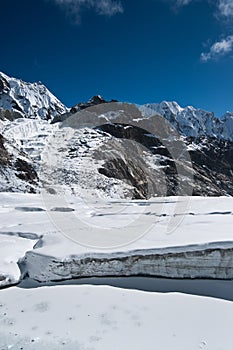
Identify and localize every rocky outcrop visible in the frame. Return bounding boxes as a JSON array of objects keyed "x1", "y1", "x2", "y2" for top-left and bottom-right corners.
[
  {"x1": 70, "y1": 95, "x2": 109, "y2": 113},
  {"x1": 0, "y1": 133, "x2": 38, "y2": 193},
  {"x1": 96, "y1": 124, "x2": 233, "y2": 197},
  {"x1": 0, "y1": 108, "x2": 22, "y2": 122},
  {"x1": 187, "y1": 137, "x2": 233, "y2": 196}
]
